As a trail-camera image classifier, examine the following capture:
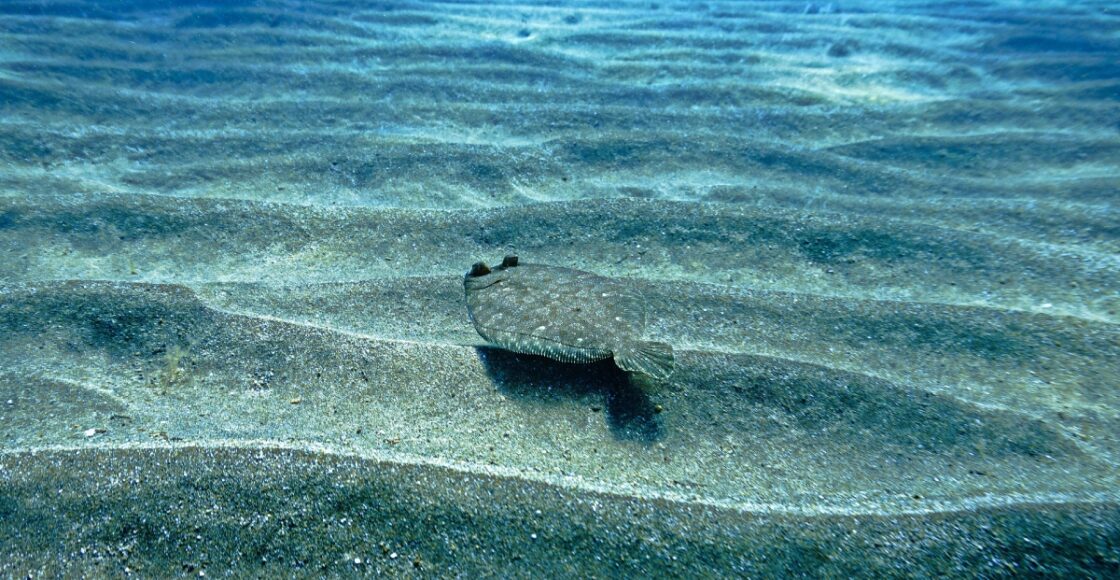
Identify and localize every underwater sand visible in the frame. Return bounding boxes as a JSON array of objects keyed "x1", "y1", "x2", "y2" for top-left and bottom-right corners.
[{"x1": 1, "y1": 0, "x2": 1118, "y2": 576}]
